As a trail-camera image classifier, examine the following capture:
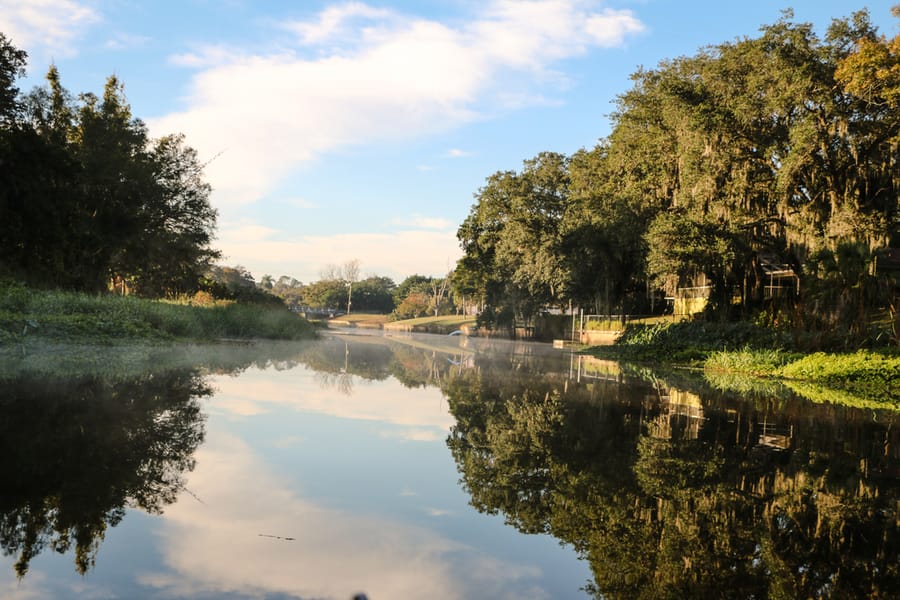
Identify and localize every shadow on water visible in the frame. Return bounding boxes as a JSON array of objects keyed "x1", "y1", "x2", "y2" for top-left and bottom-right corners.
[{"x1": 2, "y1": 333, "x2": 898, "y2": 597}]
